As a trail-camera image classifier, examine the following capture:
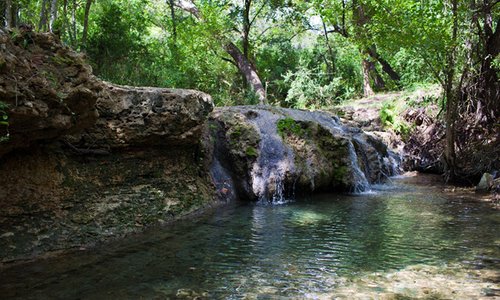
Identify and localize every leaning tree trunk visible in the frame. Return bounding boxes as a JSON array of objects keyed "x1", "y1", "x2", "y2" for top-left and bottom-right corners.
[
  {"x1": 367, "y1": 45, "x2": 401, "y2": 83},
  {"x1": 224, "y1": 42, "x2": 266, "y2": 104},
  {"x1": 175, "y1": 0, "x2": 266, "y2": 104},
  {"x1": 368, "y1": 59, "x2": 385, "y2": 90},
  {"x1": 361, "y1": 58, "x2": 375, "y2": 96}
]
